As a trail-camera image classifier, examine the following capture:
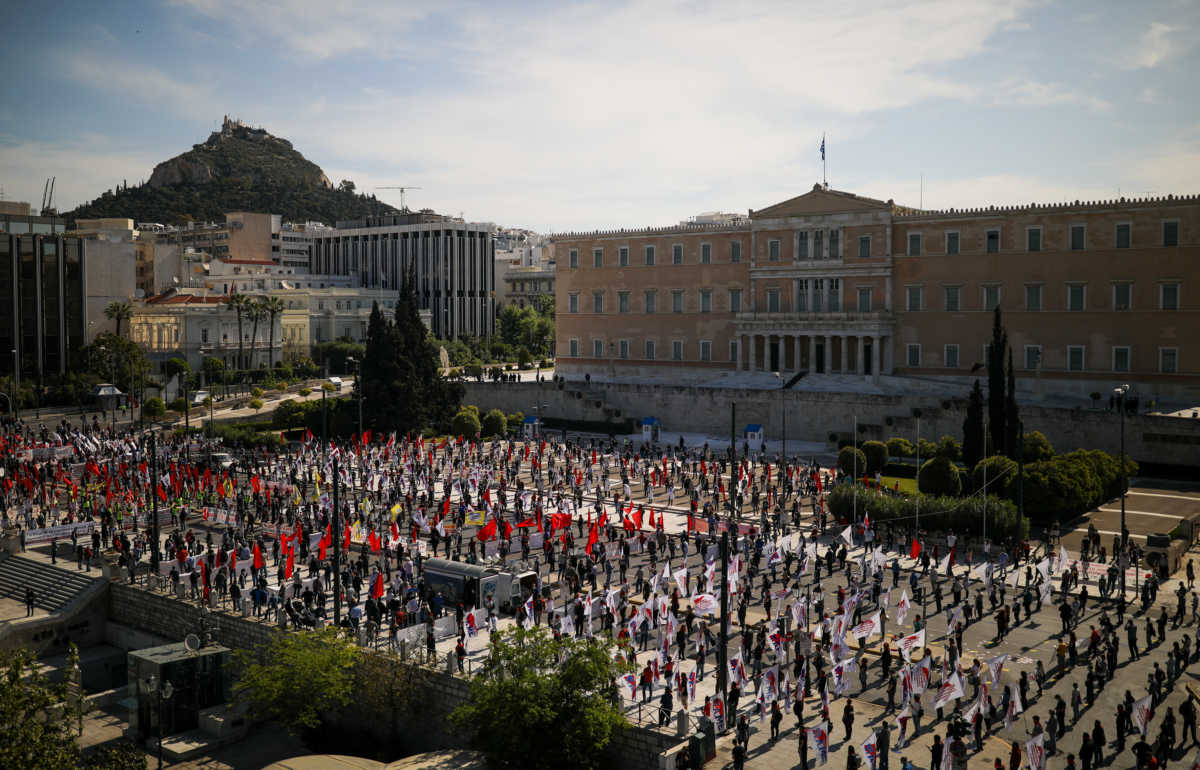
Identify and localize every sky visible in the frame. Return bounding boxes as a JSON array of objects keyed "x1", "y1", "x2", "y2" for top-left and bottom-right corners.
[{"x1": 1, "y1": 0, "x2": 1197, "y2": 233}]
